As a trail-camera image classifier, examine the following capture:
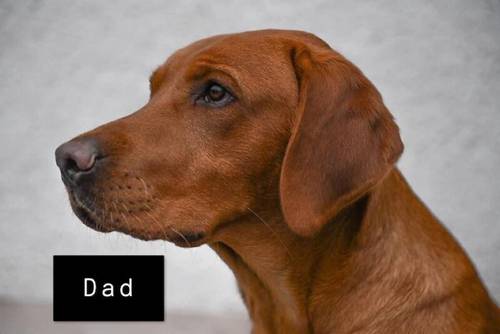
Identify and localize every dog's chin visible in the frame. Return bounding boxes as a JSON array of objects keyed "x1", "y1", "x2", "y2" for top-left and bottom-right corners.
[
  {"x1": 113, "y1": 228, "x2": 207, "y2": 247},
  {"x1": 68, "y1": 191, "x2": 113, "y2": 233},
  {"x1": 168, "y1": 231, "x2": 207, "y2": 248}
]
